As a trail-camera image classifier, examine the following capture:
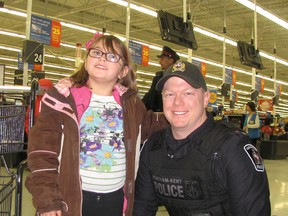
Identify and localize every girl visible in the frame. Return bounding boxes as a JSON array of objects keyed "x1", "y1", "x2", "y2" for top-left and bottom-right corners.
[{"x1": 25, "y1": 34, "x2": 167, "y2": 216}]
